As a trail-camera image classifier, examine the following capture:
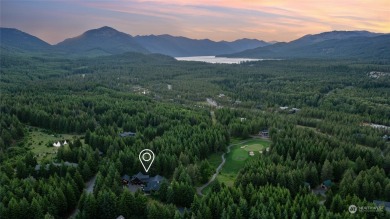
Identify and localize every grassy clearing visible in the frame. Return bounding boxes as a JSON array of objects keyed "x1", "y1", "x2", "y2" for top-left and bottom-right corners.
[
  {"x1": 223, "y1": 139, "x2": 270, "y2": 174},
  {"x1": 26, "y1": 128, "x2": 83, "y2": 163},
  {"x1": 216, "y1": 138, "x2": 271, "y2": 187},
  {"x1": 202, "y1": 138, "x2": 271, "y2": 193}
]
